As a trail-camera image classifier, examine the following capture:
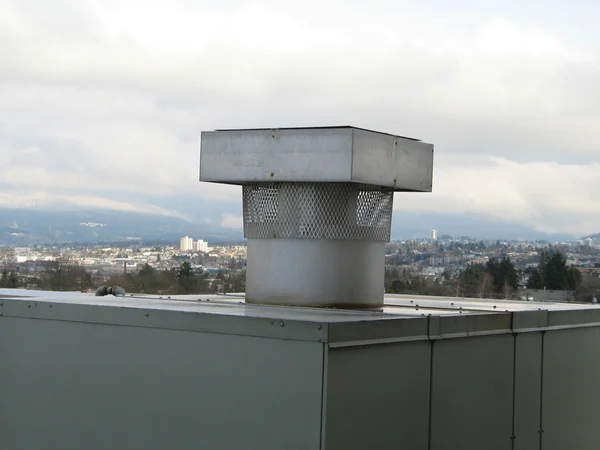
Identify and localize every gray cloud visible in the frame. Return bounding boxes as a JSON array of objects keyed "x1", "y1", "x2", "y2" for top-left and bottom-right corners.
[{"x1": 1, "y1": 0, "x2": 599, "y2": 235}]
